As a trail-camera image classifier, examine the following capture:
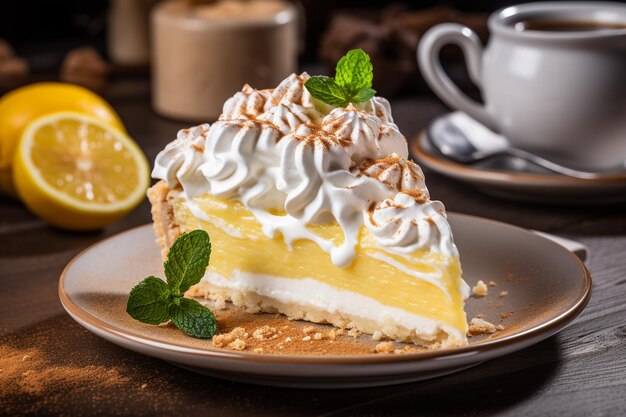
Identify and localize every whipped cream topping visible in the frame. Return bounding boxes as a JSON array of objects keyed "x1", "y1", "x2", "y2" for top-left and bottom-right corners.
[
  {"x1": 152, "y1": 124, "x2": 211, "y2": 198},
  {"x1": 153, "y1": 73, "x2": 459, "y2": 266}
]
